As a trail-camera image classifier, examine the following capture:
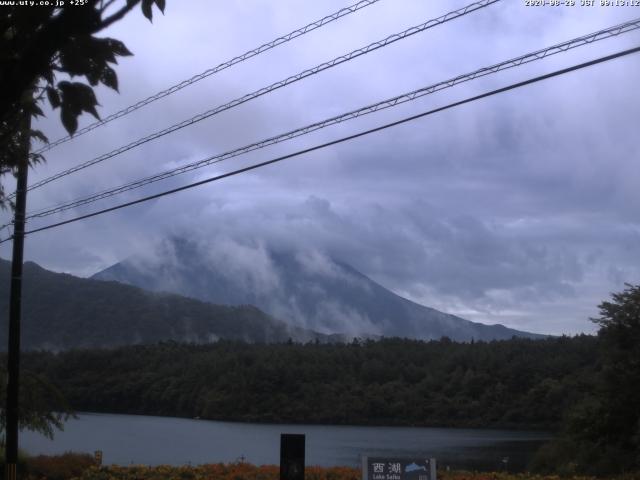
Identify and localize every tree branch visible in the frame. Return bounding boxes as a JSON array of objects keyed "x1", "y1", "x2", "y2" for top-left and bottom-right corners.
[
  {"x1": 0, "y1": 2, "x2": 133, "y2": 124},
  {"x1": 99, "y1": 0, "x2": 141, "y2": 31},
  {"x1": 99, "y1": 0, "x2": 119, "y2": 15}
]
